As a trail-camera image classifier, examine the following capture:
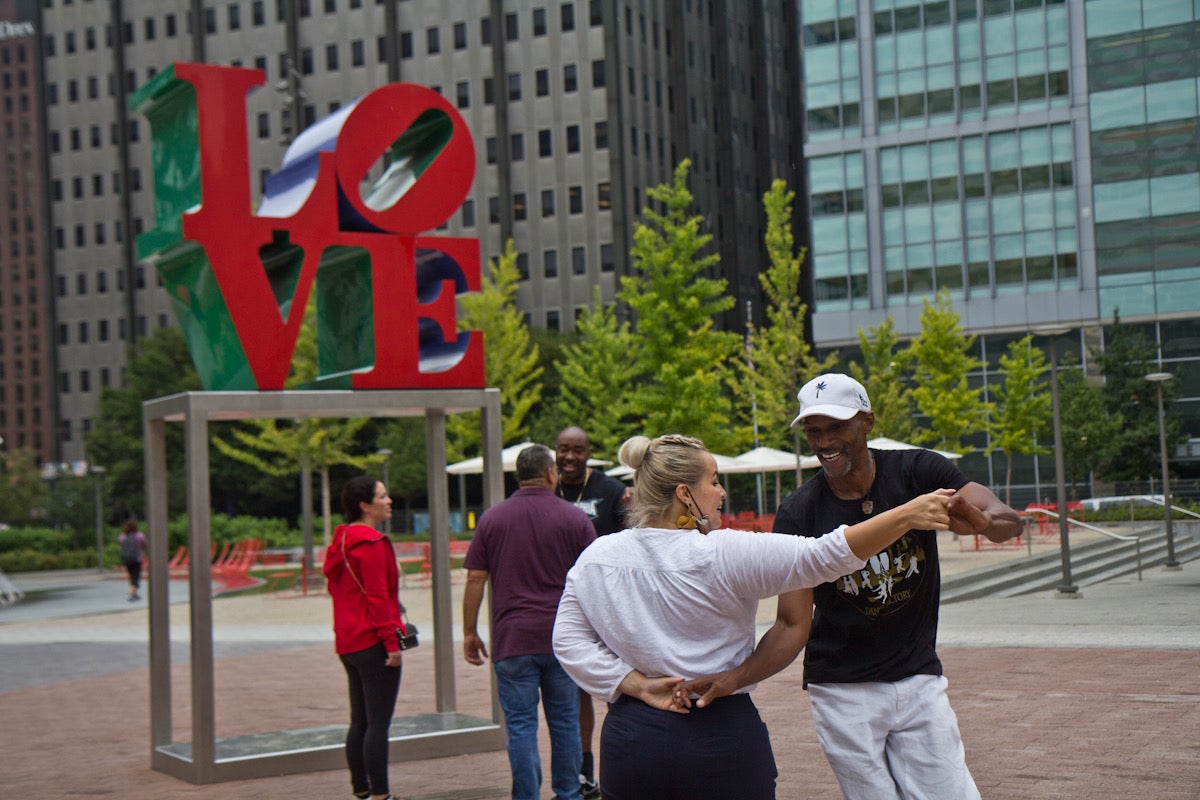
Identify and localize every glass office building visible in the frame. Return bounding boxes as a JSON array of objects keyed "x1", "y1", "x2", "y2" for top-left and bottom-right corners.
[{"x1": 800, "y1": 0, "x2": 1200, "y2": 490}]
